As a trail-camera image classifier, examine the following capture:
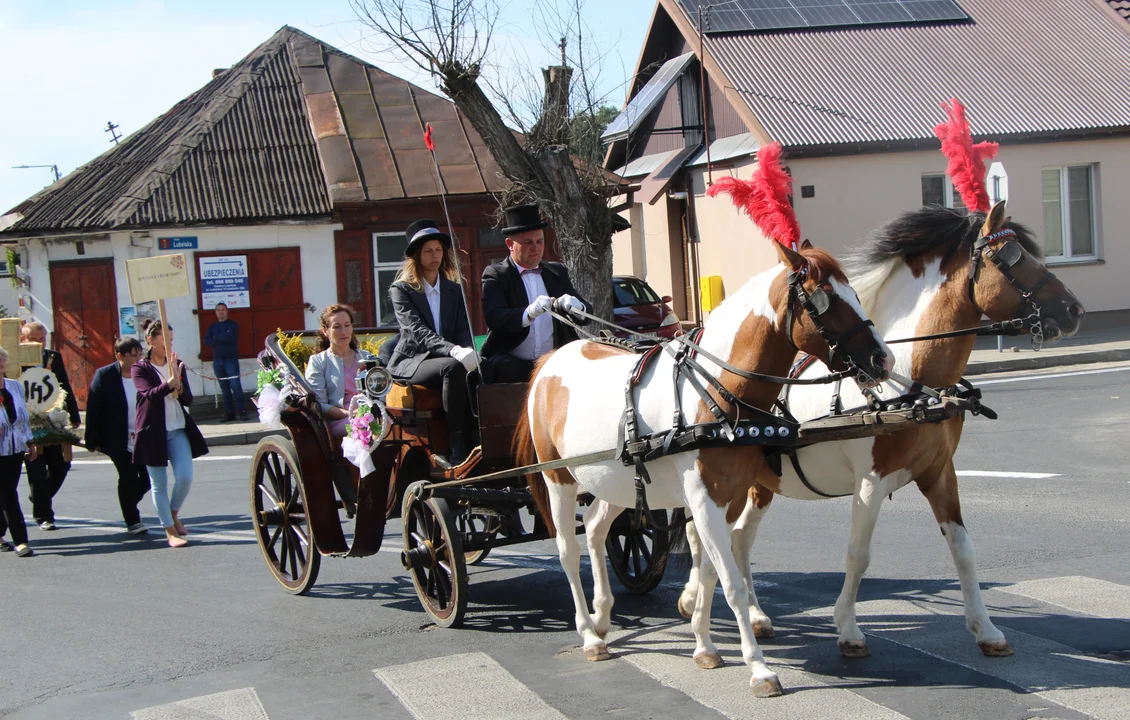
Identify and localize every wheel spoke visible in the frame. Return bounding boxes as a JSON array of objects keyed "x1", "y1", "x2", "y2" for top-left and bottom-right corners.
[
  {"x1": 410, "y1": 531, "x2": 429, "y2": 548},
  {"x1": 631, "y1": 538, "x2": 642, "y2": 578},
  {"x1": 259, "y1": 483, "x2": 282, "y2": 511},
  {"x1": 263, "y1": 455, "x2": 281, "y2": 495},
  {"x1": 284, "y1": 467, "x2": 299, "y2": 512},
  {"x1": 268, "y1": 524, "x2": 284, "y2": 554},
  {"x1": 287, "y1": 532, "x2": 300, "y2": 581},
  {"x1": 291, "y1": 524, "x2": 310, "y2": 547},
  {"x1": 435, "y1": 562, "x2": 452, "y2": 606},
  {"x1": 426, "y1": 567, "x2": 437, "y2": 598},
  {"x1": 277, "y1": 529, "x2": 289, "y2": 574},
  {"x1": 291, "y1": 528, "x2": 307, "y2": 567}
]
